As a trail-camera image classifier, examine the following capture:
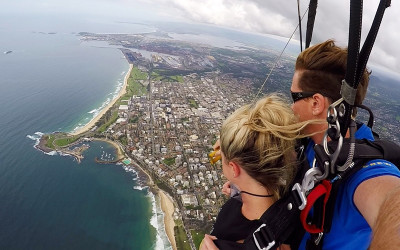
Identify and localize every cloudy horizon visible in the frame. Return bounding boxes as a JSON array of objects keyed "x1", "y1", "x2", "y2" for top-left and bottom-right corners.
[
  {"x1": 2, "y1": 0, "x2": 399, "y2": 75},
  {"x1": 142, "y1": 0, "x2": 399, "y2": 75}
]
